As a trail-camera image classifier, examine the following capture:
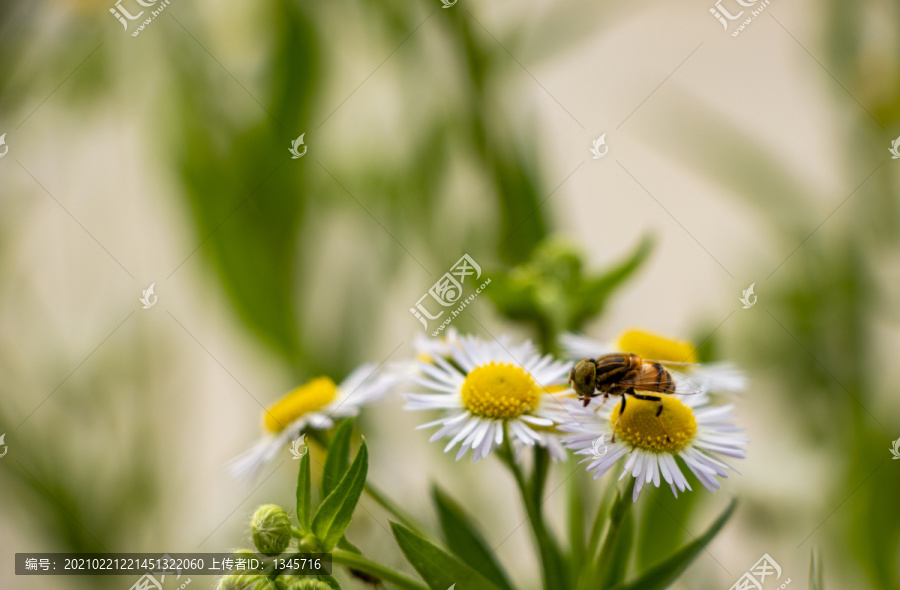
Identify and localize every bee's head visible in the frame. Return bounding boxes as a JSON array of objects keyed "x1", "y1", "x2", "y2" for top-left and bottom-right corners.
[{"x1": 569, "y1": 358, "x2": 597, "y2": 399}]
